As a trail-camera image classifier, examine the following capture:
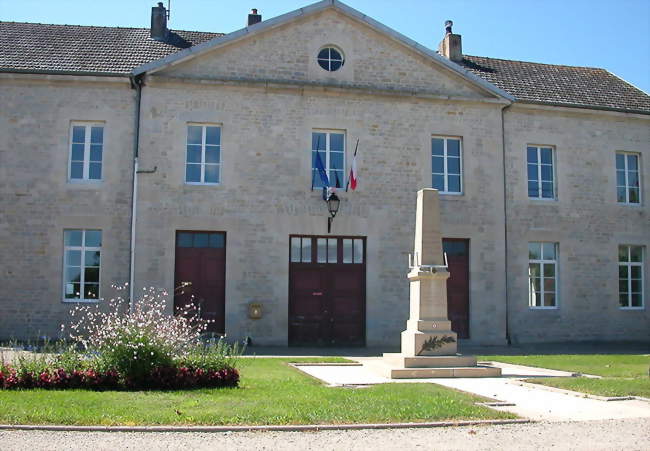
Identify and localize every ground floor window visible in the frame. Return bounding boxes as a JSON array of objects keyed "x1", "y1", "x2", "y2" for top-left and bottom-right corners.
[
  {"x1": 619, "y1": 245, "x2": 644, "y2": 308},
  {"x1": 63, "y1": 229, "x2": 102, "y2": 301},
  {"x1": 528, "y1": 242, "x2": 558, "y2": 308}
]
